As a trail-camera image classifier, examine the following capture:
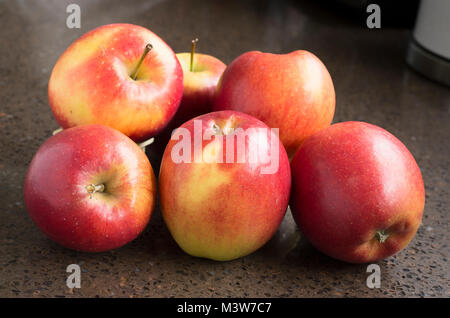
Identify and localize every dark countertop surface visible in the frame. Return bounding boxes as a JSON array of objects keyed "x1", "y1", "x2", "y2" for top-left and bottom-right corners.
[{"x1": 0, "y1": 0, "x2": 448, "y2": 298}]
